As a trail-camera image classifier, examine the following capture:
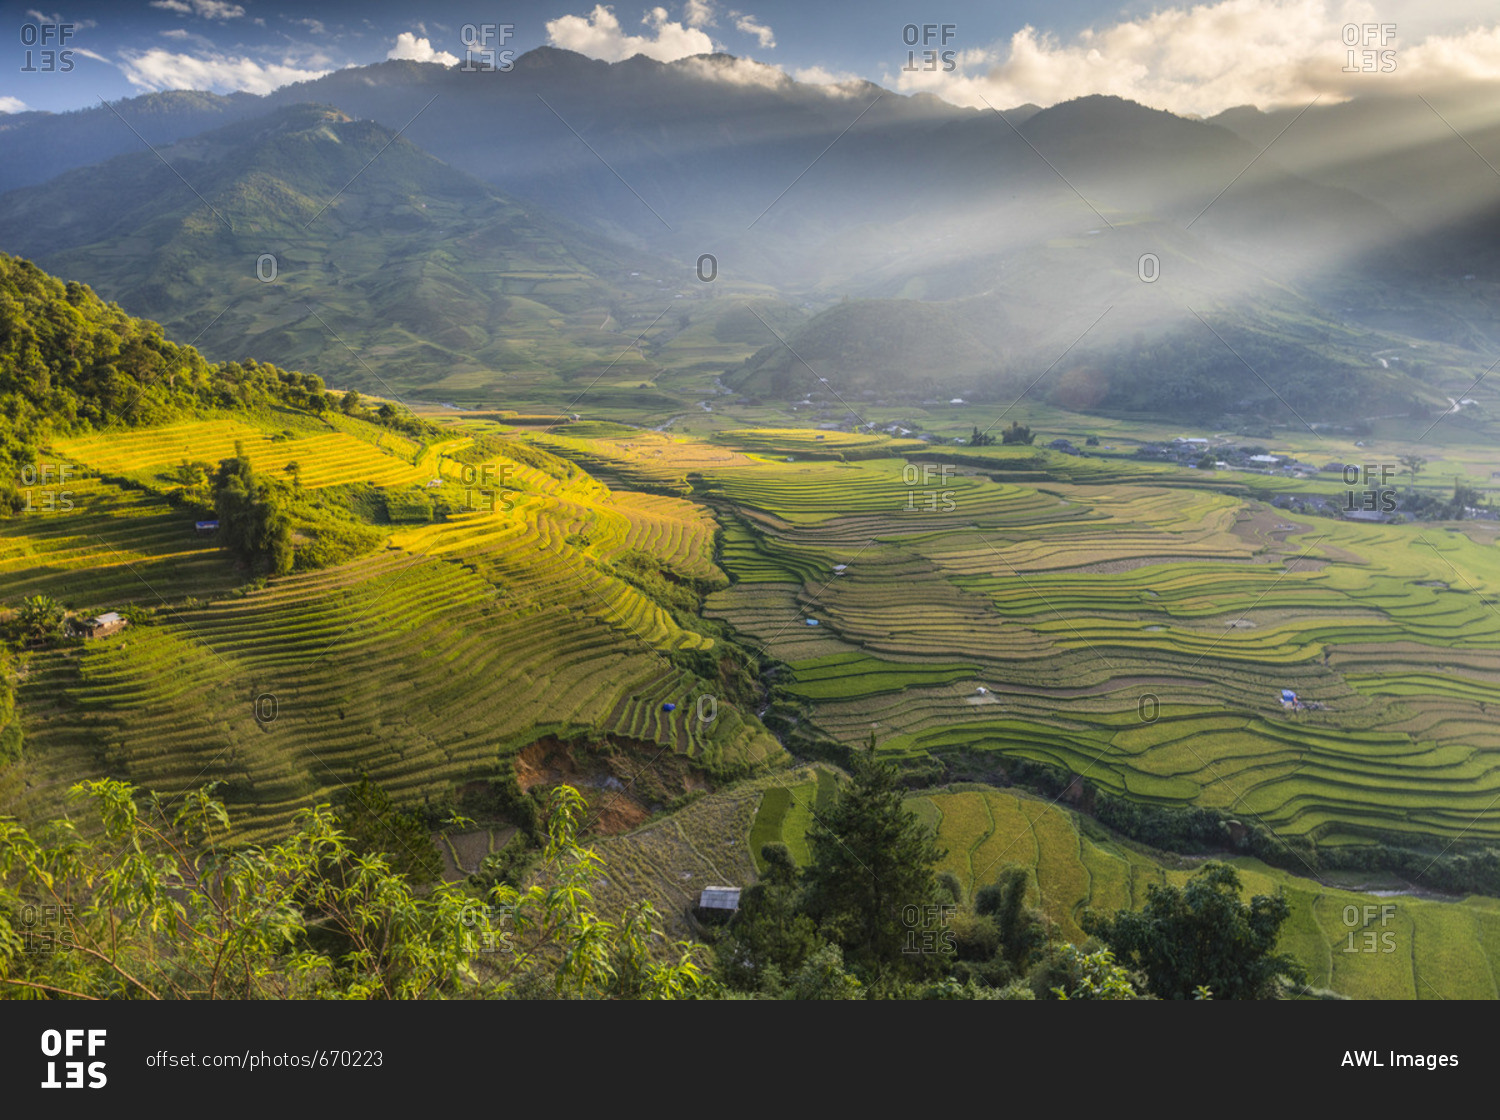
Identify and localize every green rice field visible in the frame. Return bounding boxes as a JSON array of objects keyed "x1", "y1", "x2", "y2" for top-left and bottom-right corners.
[{"x1": 746, "y1": 776, "x2": 1500, "y2": 999}]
